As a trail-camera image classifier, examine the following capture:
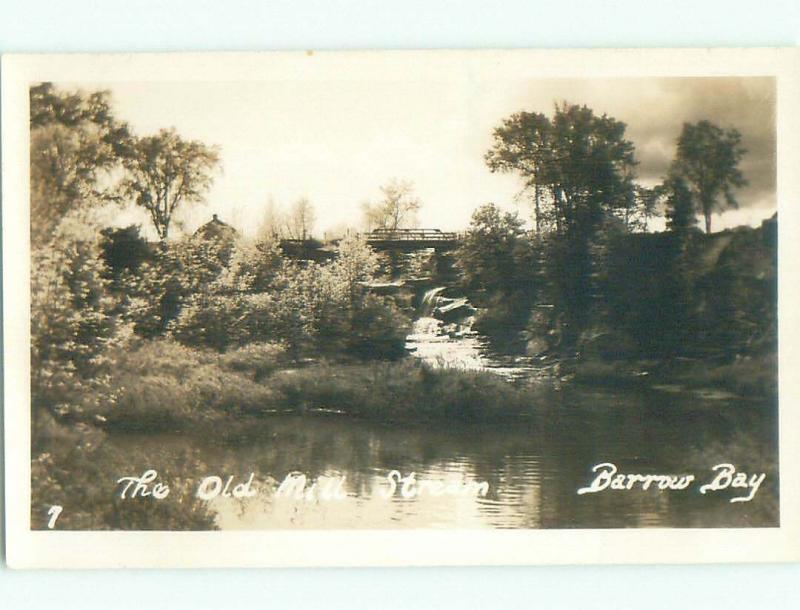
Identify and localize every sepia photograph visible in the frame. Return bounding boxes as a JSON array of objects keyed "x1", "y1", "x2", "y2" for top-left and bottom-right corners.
[{"x1": 3, "y1": 49, "x2": 798, "y2": 567}]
